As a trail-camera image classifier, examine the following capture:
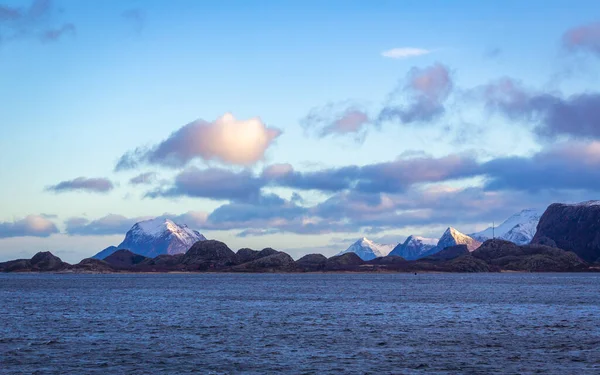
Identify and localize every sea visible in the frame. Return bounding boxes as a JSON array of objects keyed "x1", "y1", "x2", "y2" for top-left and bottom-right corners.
[{"x1": 1, "y1": 273, "x2": 599, "y2": 374}]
